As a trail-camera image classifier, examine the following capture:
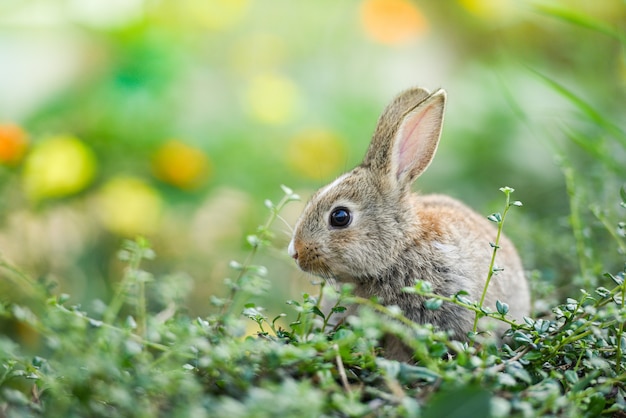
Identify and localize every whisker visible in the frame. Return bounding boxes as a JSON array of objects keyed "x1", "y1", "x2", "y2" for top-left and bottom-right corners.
[{"x1": 276, "y1": 214, "x2": 294, "y2": 235}]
